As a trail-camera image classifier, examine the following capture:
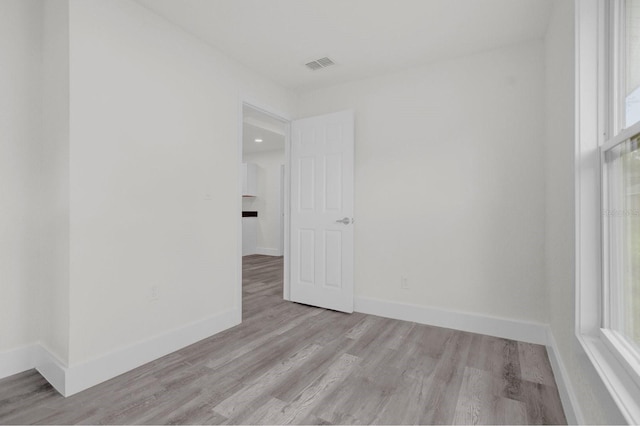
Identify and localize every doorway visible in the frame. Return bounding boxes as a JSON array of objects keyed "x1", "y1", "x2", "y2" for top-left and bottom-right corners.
[
  {"x1": 239, "y1": 103, "x2": 291, "y2": 318},
  {"x1": 238, "y1": 103, "x2": 356, "y2": 319}
]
